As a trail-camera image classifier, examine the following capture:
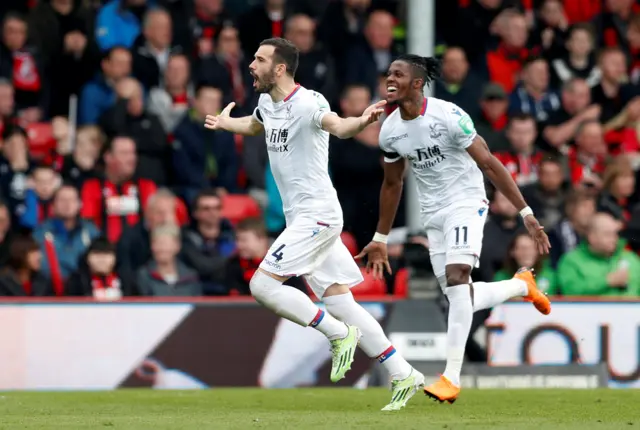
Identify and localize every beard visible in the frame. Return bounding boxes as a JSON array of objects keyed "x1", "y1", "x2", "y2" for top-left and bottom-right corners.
[{"x1": 254, "y1": 68, "x2": 277, "y2": 94}]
